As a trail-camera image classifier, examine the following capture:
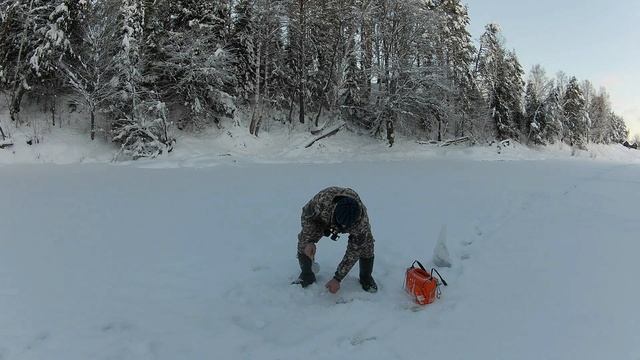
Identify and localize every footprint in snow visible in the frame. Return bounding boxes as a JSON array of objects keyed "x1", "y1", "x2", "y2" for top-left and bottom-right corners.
[
  {"x1": 231, "y1": 315, "x2": 268, "y2": 331},
  {"x1": 101, "y1": 321, "x2": 134, "y2": 333},
  {"x1": 474, "y1": 223, "x2": 483, "y2": 238},
  {"x1": 350, "y1": 336, "x2": 377, "y2": 346},
  {"x1": 24, "y1": 332, "x2": 49, "y2": 351},
  {"x1": 251, "y1": 264, "x2": 270, "y2": 272}
]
